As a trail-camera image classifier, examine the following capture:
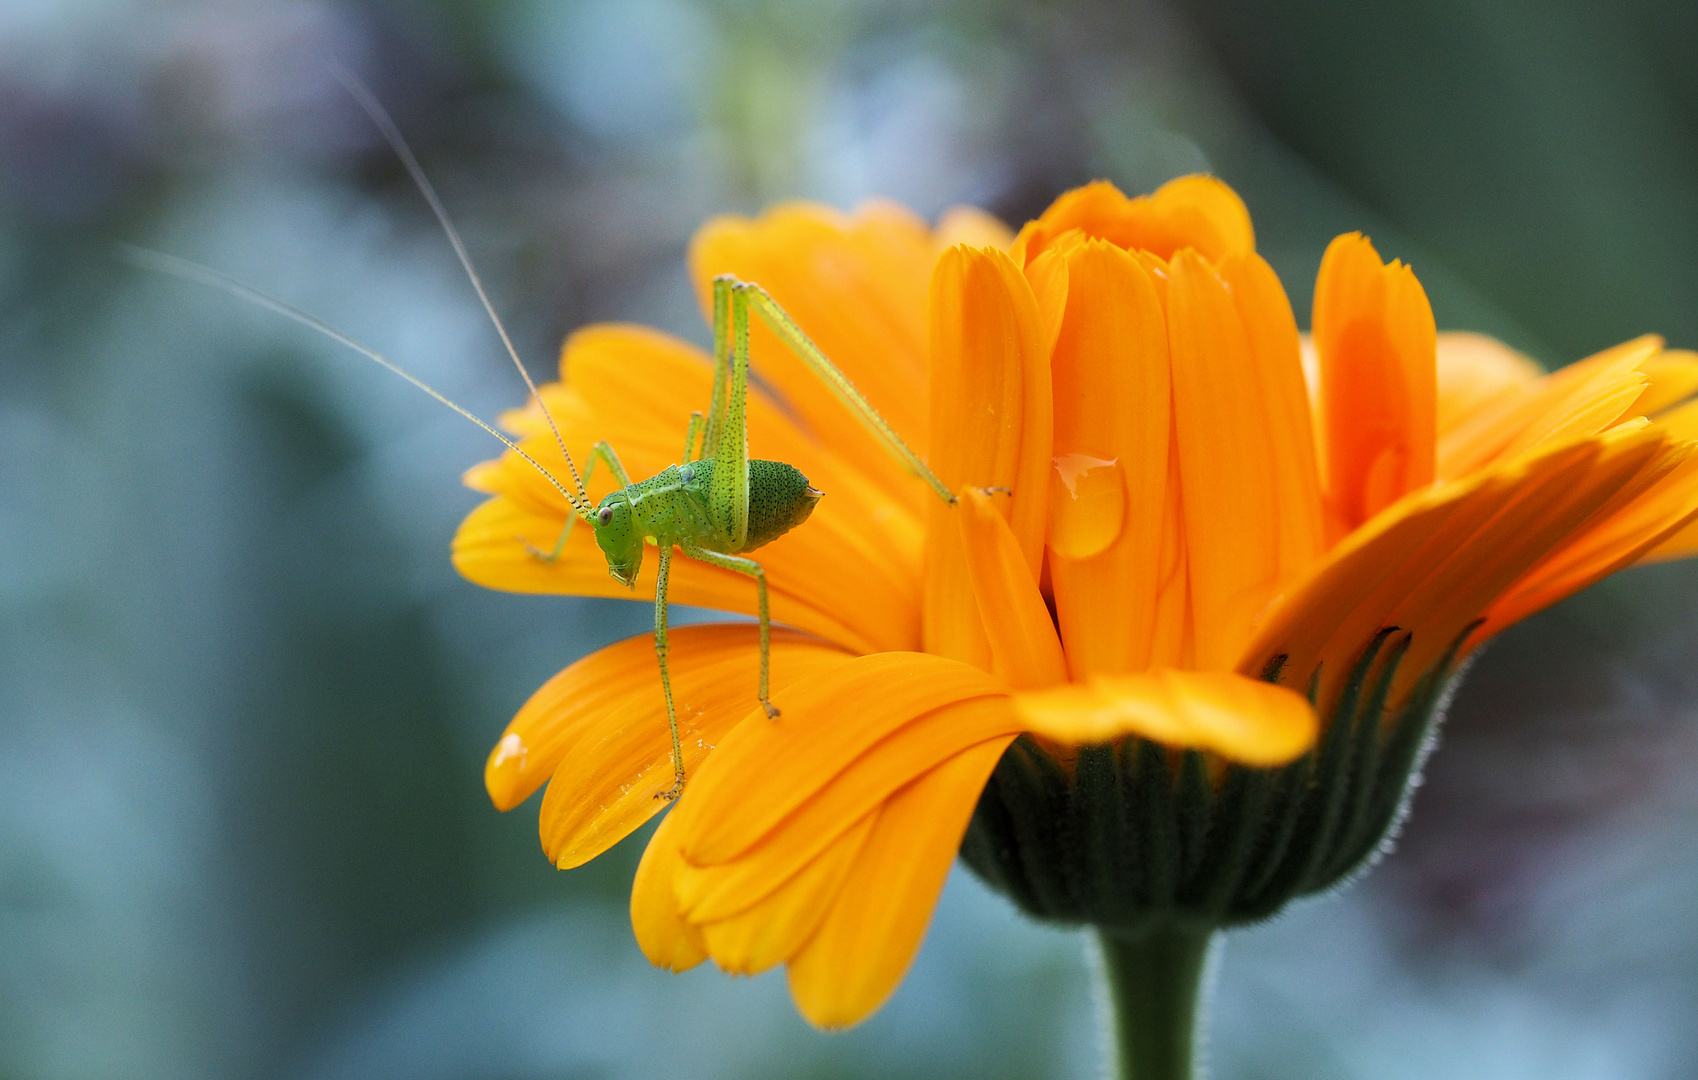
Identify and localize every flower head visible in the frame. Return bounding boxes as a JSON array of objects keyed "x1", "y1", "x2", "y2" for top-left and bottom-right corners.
[{"x1": 454, "y1": 178, "x2": 1698, "y2": 1028}]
